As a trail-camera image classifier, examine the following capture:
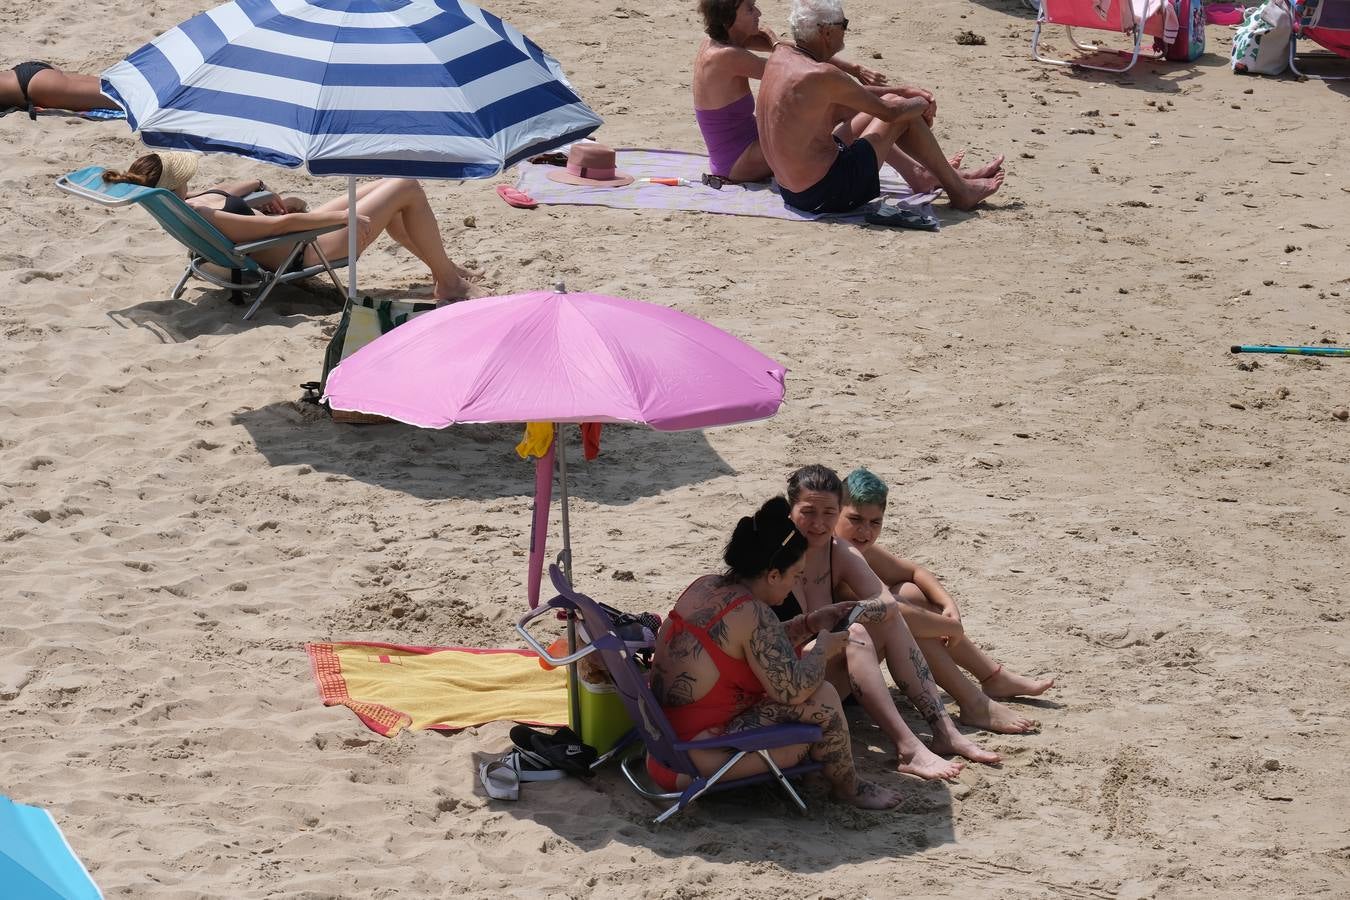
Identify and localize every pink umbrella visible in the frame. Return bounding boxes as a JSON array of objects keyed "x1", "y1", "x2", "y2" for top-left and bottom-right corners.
[
  {"x1": 324, "y1": 284, "x2": 786, "y2": 591},
  {"x1": 322, "y1": 287, "x2": 786, "y2": 431},
  {"x1": 325, "y1": 285, "x2": 787, "y2": 727}
]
